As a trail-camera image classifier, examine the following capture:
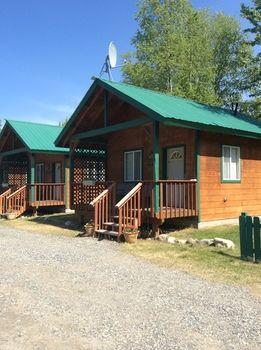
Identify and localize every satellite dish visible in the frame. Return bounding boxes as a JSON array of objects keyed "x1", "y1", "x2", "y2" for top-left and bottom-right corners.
[
  {"x1": 108, "y1": 42, "x2": 117, "y2": 68},
  {"x1": 99, "y1": 41, "x2": 125, "y2": 81}
]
